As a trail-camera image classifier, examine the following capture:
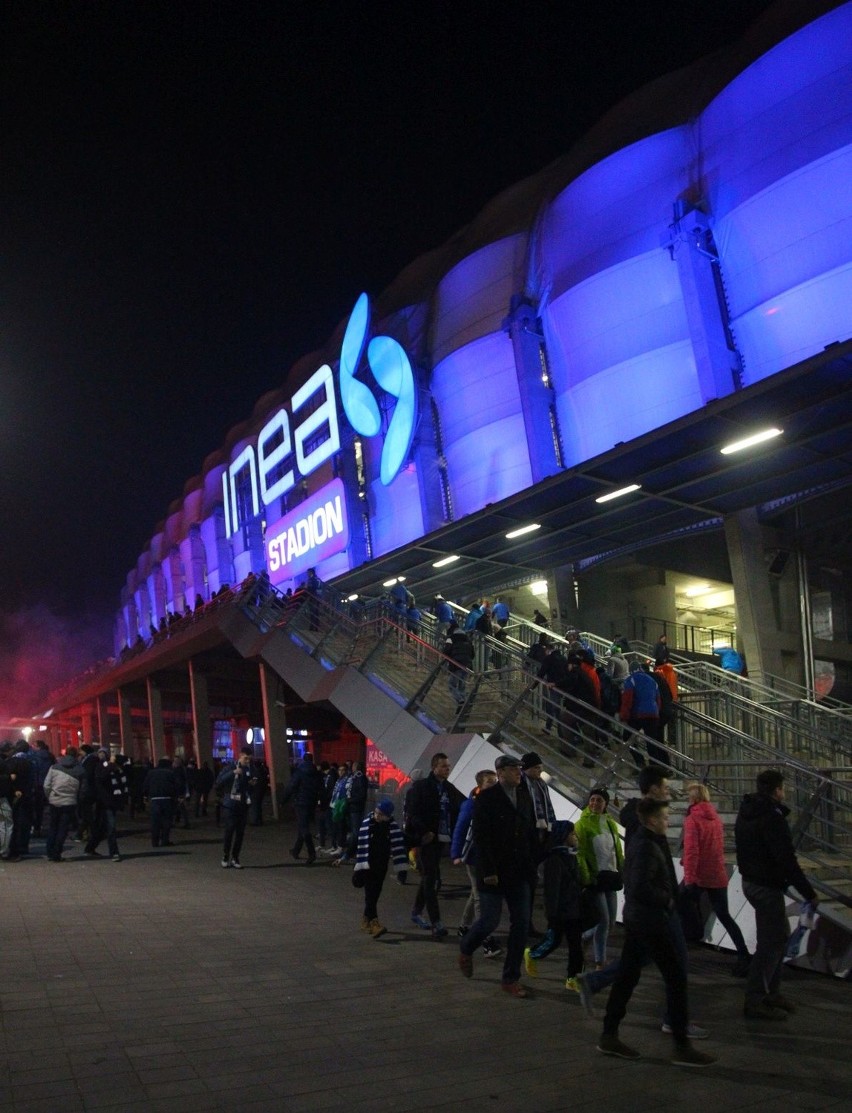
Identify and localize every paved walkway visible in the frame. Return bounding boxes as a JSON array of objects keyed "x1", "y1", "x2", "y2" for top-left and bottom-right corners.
[{"x1": 1, "y1": 815, "x2": 849, "y2": 1113}]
